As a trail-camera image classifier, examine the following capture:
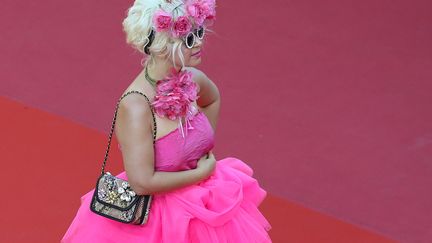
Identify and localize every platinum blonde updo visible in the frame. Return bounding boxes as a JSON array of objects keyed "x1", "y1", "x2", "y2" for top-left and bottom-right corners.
[{"x1": 122, "y1": 0, "x2": 193, "y2": 69}]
